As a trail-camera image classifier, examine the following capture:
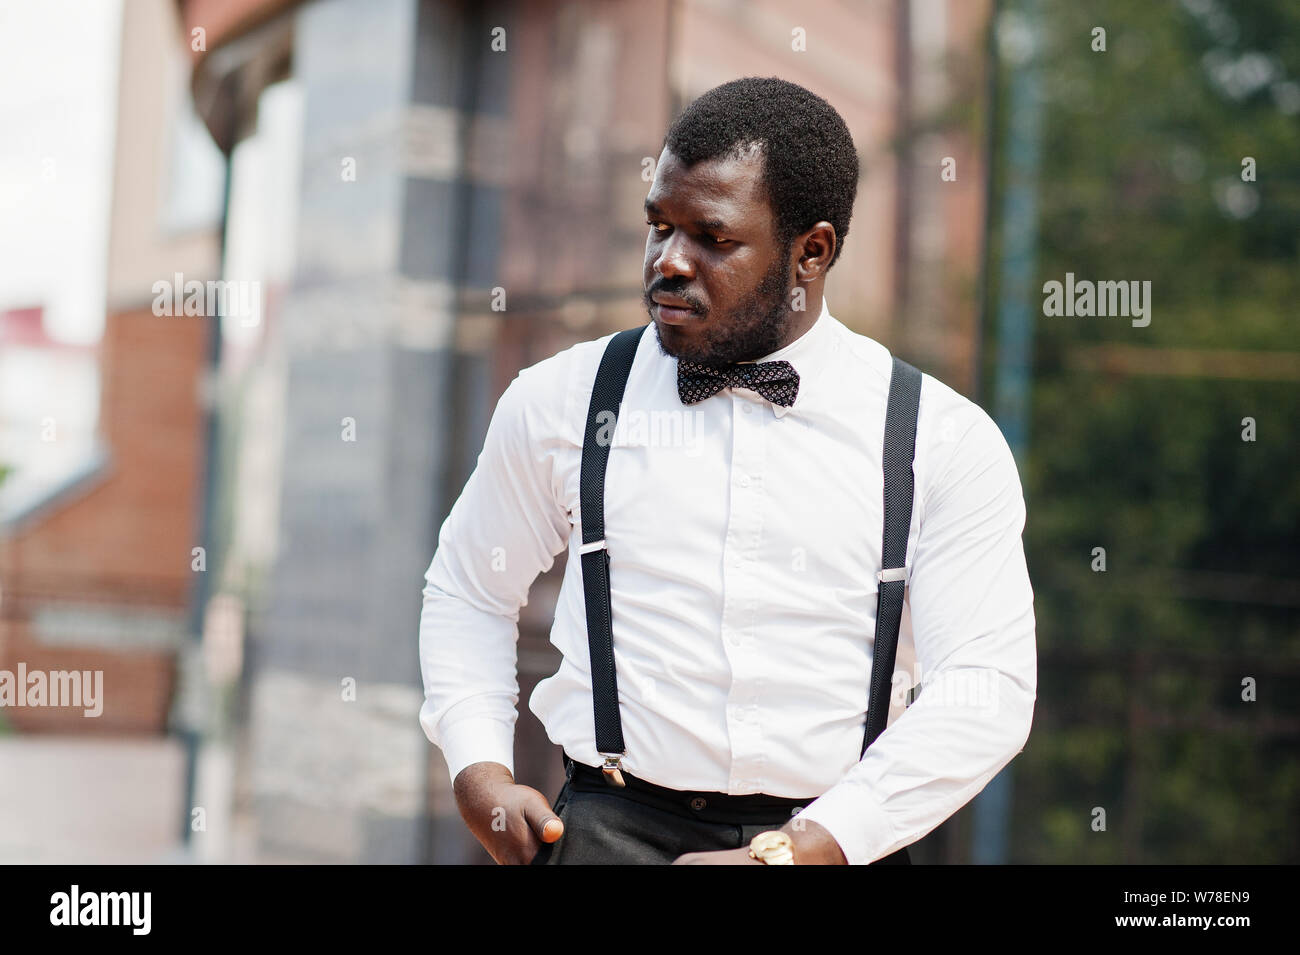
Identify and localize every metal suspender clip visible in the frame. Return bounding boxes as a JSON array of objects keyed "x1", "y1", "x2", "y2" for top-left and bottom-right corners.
[
  {"x1": 600, "y1": 753, "x2": 626, "y2": 787},
  {"x1": 579, "y1": 538, "x2": 607, "y2": 555},
  {"x1": 877, "y1": 566, "x2": 907, "y2": 583}
]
